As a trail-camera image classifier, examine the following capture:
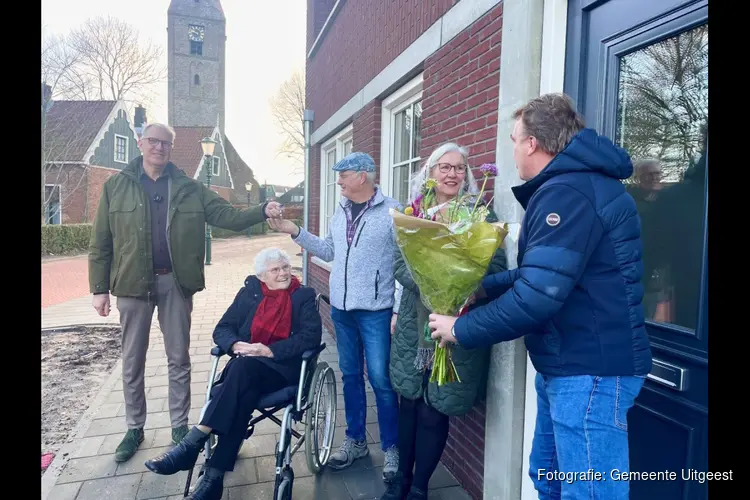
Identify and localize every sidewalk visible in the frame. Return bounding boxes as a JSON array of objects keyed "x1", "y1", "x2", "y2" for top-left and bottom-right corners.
[{"x1": 42, "y1": 236, "x2": 470, "y2": 500}]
